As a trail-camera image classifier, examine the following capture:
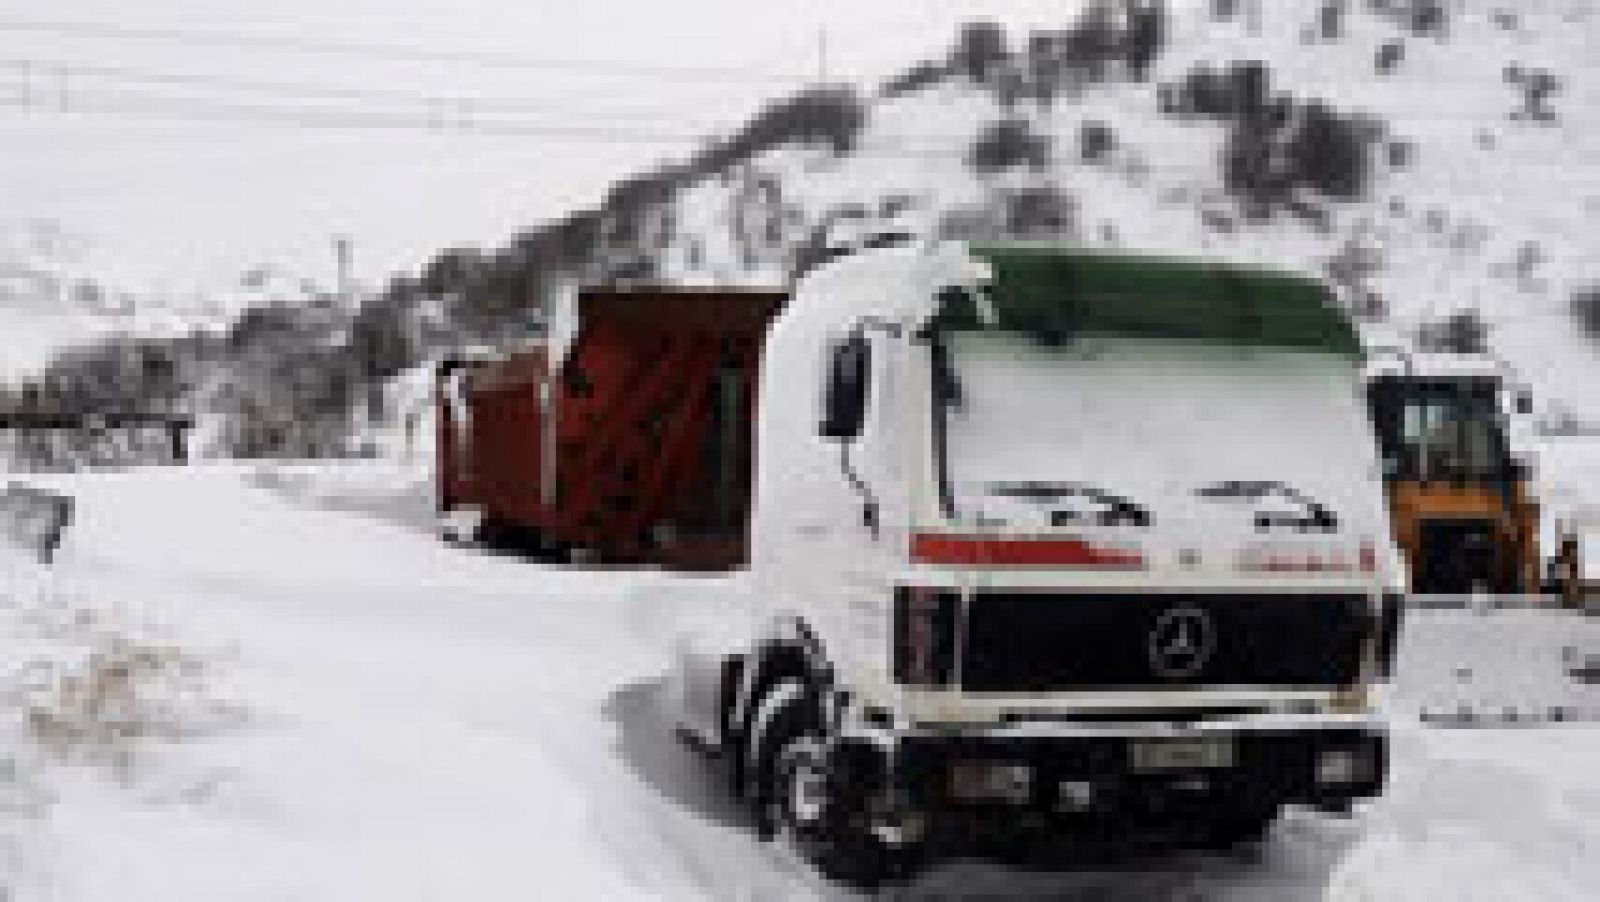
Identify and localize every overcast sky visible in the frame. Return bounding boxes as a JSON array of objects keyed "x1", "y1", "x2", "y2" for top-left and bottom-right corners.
[{"x1": 0, "y1": 0, "x2": 1109, "y2": 302}]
